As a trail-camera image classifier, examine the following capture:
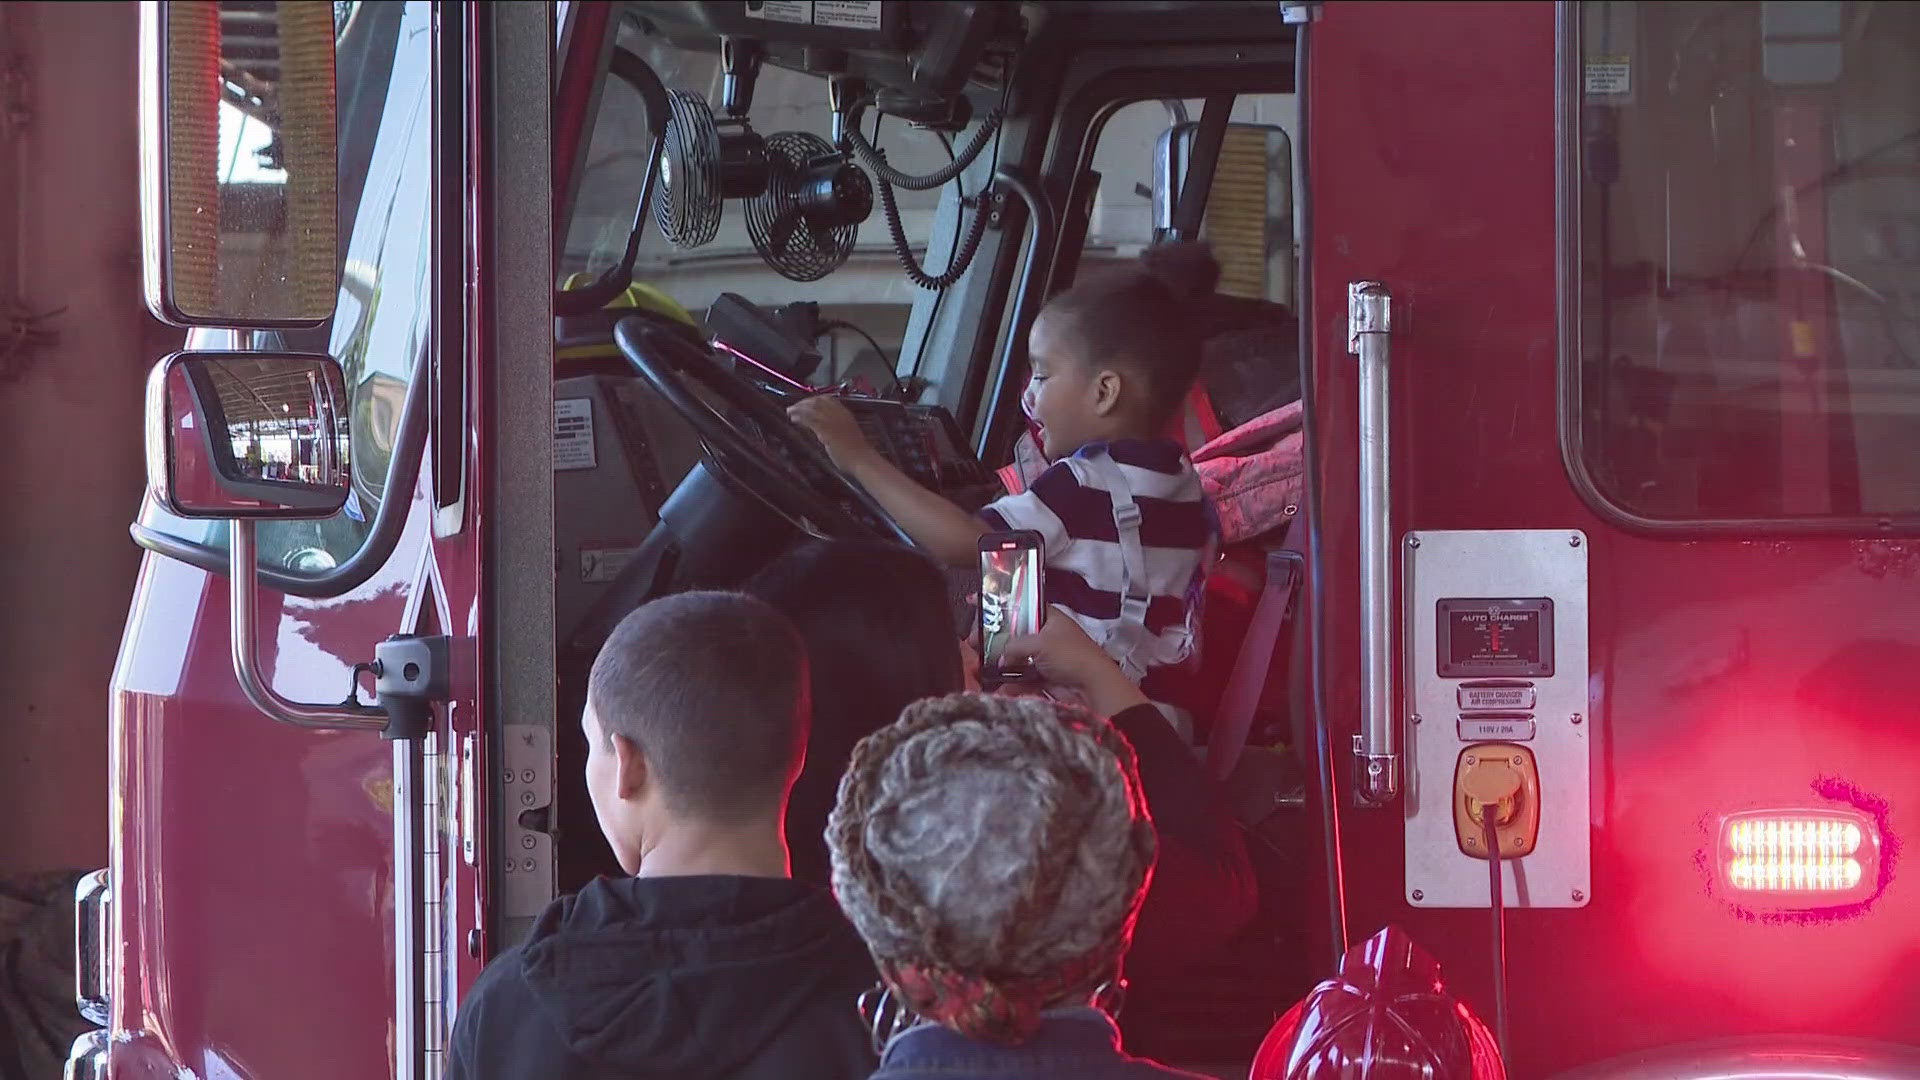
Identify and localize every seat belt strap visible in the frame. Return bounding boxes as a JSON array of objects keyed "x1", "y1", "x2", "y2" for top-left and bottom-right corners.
[
  {"x1": 1080, "y1": 453, "x2": 1153, "y2": 679},
  {"x1": 1205, "y1": 546, "x2": 1304, "y2": 783}
]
